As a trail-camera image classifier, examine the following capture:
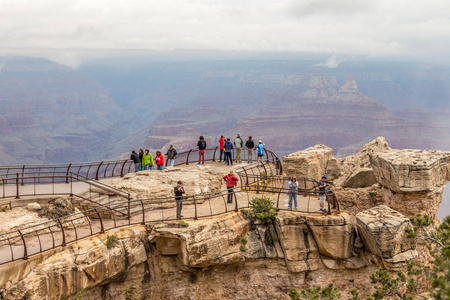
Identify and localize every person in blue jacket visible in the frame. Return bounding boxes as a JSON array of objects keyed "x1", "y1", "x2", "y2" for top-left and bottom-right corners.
[
  {"x1": 257, "y1": 140, "x2": 265, "y2": 165},
  {"x1": 224, "y1": 138, "x2": 234, "y2": 166}
]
